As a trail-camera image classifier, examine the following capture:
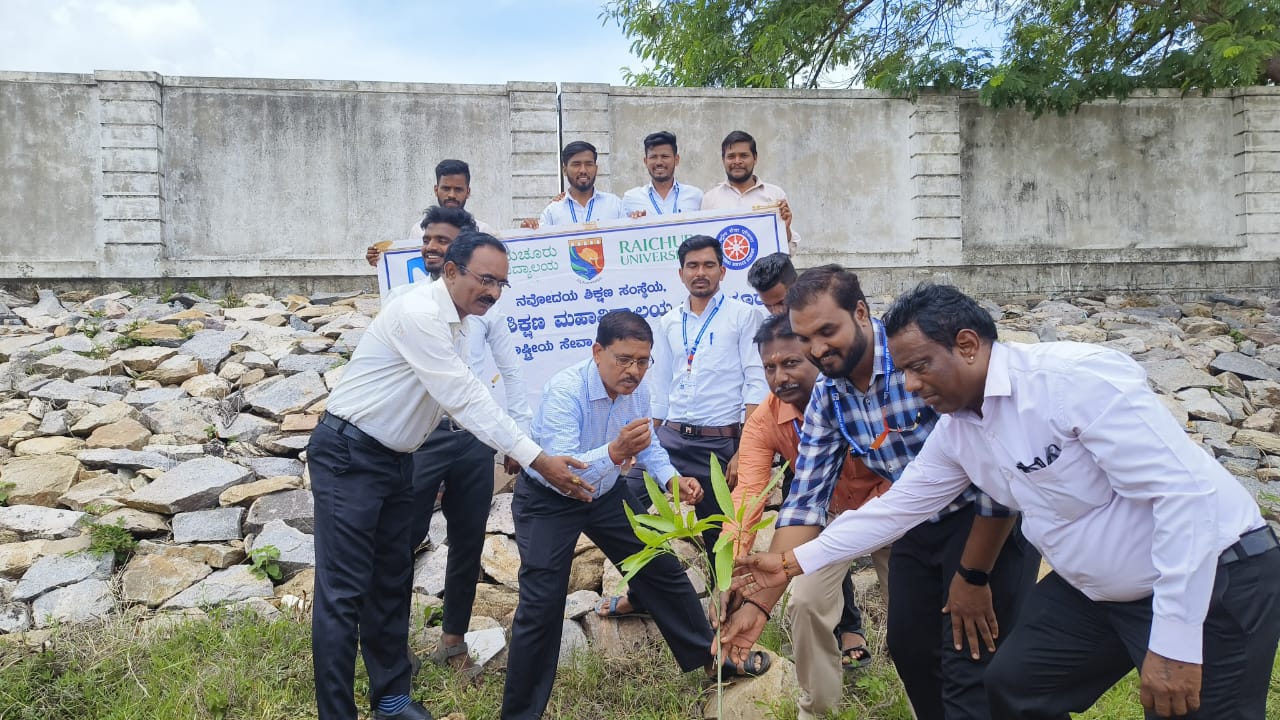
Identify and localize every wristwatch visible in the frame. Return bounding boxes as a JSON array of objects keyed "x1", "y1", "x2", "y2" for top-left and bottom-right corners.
[{"x1": 956, "y1": 566, "x2": 990, "y2": 586}]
